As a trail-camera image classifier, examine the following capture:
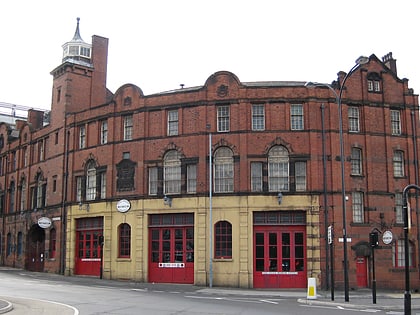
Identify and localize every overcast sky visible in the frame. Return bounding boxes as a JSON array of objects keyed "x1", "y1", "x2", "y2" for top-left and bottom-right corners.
[{"x1": 1, "y1": 0, "x2": 419, "y2": 110}]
